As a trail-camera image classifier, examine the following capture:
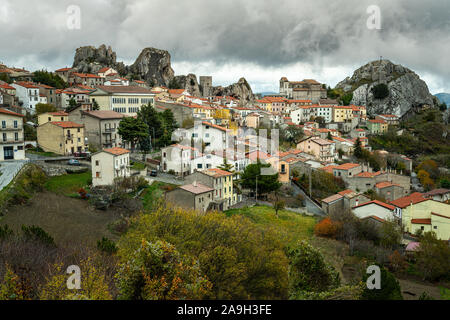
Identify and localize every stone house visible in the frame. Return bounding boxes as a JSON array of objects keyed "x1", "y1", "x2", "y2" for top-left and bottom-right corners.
[
  {"x1": 37, "y1": 121, "x2": 87, "y2": 155},
  {"x1": 165, "y1": 182, "x2": 215, "y2": 213}
]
